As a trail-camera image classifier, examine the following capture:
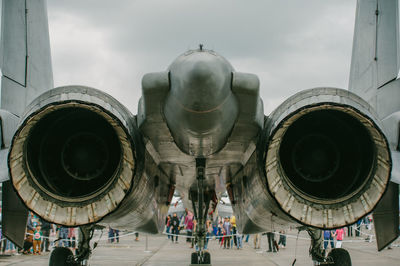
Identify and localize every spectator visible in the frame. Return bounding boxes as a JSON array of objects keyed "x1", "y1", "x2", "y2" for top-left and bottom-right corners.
[
  {"x1": 185, "y1": 211, "x2": 194, "y2": 247},
  {"x1": 114, "y1": 229, "x2": 120, "y2": 243},
  {"x1": 355, "y1": 219, "x2": 362, "y2": 237},
  {"x1": 236, "y1": 230, "x2": 243, "y2": 249},
  {"x1": 165, "y1": 215, "x2": 171, "y2": 239},
  {"x1": 333, "y1": 228, "x2": 345, "y2": 248},
  {"x1": 22, "y1": 213, "x2": 34, "y2": 254},
  {"x1": 170, "y1": 213, "x2": 180, "y2": 243},
  {"x1": 135, "y1": 232, "x2": 139, "y2": 241},
  {"x1": 58, "y1": 226, "x2": 69, "y2": 247},
  {"x1": 68, "y1": 228, "x2": 77, "y2": 253},
  {"x1": 40, "y1": 218, "x2": 51, "y2": 252},
  {"x1": 323, "y1": 230, "x2": 334, "y2": 254},
  {"x1": 253, "y1": 234, "x2": 261, "y2": 249},
  {"x1": 223, "y1": 217, "x2": 231, "y2": 249},
  {"x1": 204, "y1": 220, "x2": 212, "y2": 250},
  {"x1": 266, "y1": 231, "x2": 277, "y2": 252},
  {"x1": 230, "y1": 216, "x2": 237, "y2": 248},
  {"x1": 108, "y1": 227, "x2": 115, "y2": 243},
  {"x1": 278, "y1": 230, "x2": 286, "y2": 248},
  {"x1": 32, "y1": 224, "x2": 43, "y2": 255}
]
